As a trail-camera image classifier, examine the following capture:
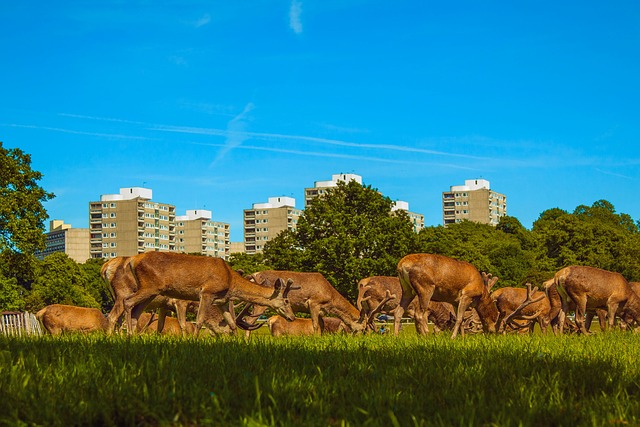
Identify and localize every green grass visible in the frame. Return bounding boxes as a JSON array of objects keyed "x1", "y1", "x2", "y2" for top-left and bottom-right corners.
[{"x1": 1, "y1": 331, "x2": 640, "y2": 426}]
